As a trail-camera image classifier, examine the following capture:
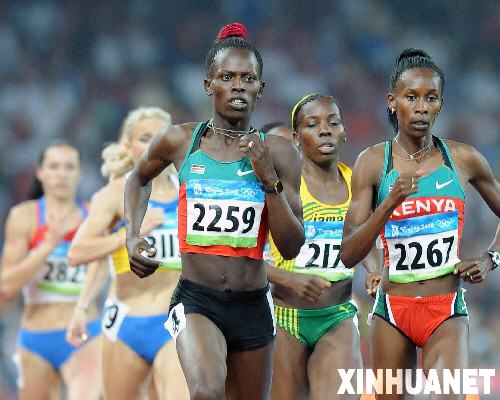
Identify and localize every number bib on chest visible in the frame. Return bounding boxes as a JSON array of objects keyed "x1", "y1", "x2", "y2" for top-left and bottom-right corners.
[
  {"x1": 294, "y1": 221, "x2": 353, "y2": 282},
  {"x1": 186, "y1": 179, "x2": 265, "y2": 248},
  {"x1": 145, "y1": 221, "x2": 181, "y2": 270},
  {"x1": 37, "y1": 243, "x2": 87, "y2": 295},
  {"x1": 384, "y1": 211, "x2": 460, "y2": 283}
]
